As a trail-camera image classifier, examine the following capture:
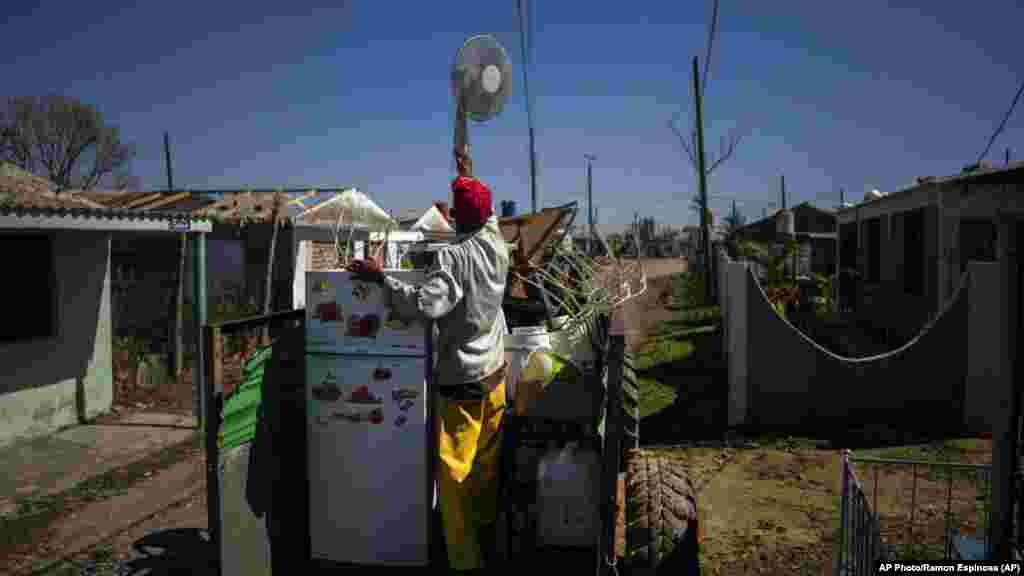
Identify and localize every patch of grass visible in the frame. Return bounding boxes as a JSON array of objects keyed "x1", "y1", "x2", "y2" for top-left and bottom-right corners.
[
  {"x1": 889, "y1": 541, "x2": 947, "y2": 562},
  {"x1": 638, "y1": 376, "x2": 676, "y2": 419},
  {"x1": 859, "y1": 438, "x2": 991, "y2": 482},
  {"x1": 862, "y1": 440, "x2": 958, "y2": 461},
  {"x1": 43, "y1": 546, "x2": 120, "y2": 576},
  {"x1": 0, "y1": 433, "x2": 201, "y2": 556},
  {"x1": 744, "y1": 433, "x2": 825, "y2": 451},
  {"x1": 636, "y1": 338, "x2": 695, "y2": 371}
]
